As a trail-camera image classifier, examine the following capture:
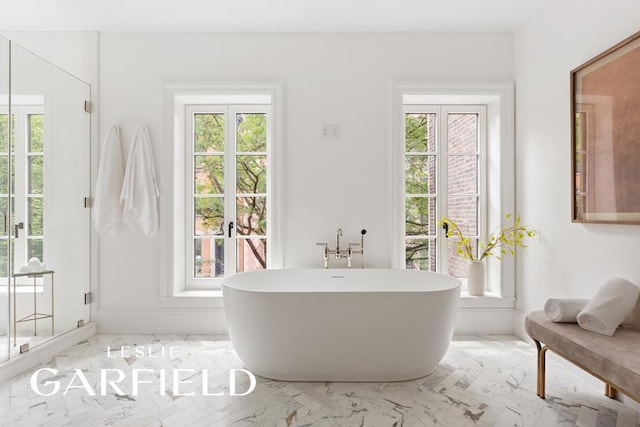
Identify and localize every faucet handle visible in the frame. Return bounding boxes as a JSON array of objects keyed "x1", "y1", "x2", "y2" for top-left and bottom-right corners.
[
  {"x1": 348, "y1": 242, "x2": 362, "y2": 258},
  {"x1": 316, "y1": 242, "x2": 328, "y2": 246}
]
